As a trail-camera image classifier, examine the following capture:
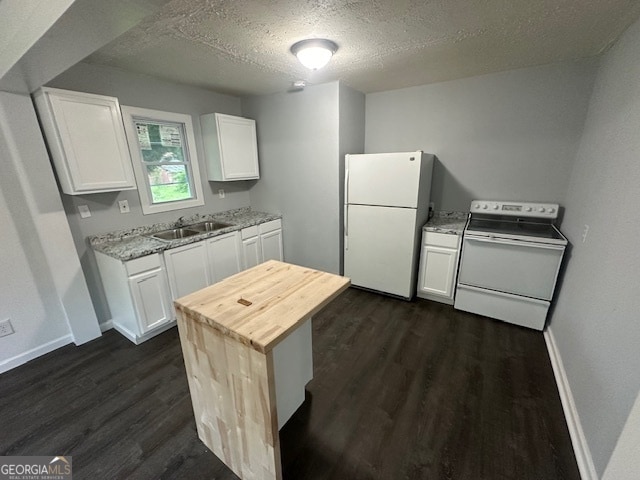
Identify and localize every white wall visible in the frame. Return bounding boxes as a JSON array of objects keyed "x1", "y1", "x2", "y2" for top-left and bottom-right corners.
[
  {"x1": 0, "y1": 91, "x2": 100, "y2": 372},
  {"x1": 603, "y1": 391, "x2": 640, "y2": 480},
  {"x1": 338, "y1": 84, "x2": 366, "y2": 272},
  {"x1": 0, "y1": 0, "x2": 170, "y2": 94},
  {"x1": 242, "y1": 82, "x2": 342, "y2": 274},
  {"x1": 0, "y1": 168, "x2": 70, "y2": 369},
  {"x1": 46, "y1": 62, "x2": 251, "y2": 322},
  {"x1": 365, "y1": 61, "x2": 598, "y2": 212},
  {"x1": 0, "y1": 0, "x2": 74, "y2": 79},
  {"x1": 549, "y1": 17, "x2": 640, "y2": 476}
]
